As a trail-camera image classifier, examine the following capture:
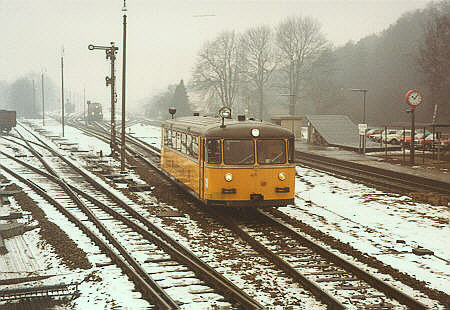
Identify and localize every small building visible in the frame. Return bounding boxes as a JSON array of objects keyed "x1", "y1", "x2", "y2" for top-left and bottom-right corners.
[{"x1": 270, "y1": 115, "x2": 304, "y2": 139}]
